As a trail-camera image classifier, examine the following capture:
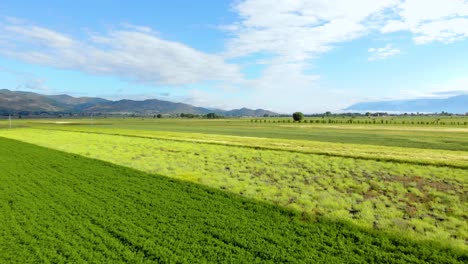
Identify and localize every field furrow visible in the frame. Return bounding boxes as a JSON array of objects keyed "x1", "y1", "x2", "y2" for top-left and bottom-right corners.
[
  {"x1": 1, "y1": 128, "x2": 466, "y2": 248},
  {"x1": 1, "y1": 137, "x2": 467, "y2": 263}
]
